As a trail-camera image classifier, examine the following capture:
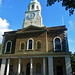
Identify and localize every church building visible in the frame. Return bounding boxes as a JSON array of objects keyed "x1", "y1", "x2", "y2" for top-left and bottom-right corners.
[{"x1": 0, "y1": 0, "x2": 72, "y2": 75}]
